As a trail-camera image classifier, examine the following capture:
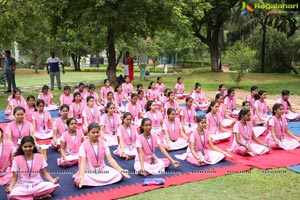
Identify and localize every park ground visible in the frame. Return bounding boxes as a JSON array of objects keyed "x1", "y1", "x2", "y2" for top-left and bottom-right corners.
[{"x1": 0, "y1": 69, "x2": 300, "y2": 199}]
